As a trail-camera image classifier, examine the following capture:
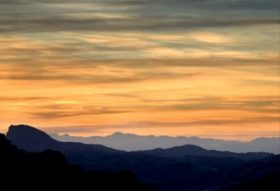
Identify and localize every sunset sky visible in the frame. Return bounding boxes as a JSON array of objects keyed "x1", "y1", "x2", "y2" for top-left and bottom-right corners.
[{"x1": 0, "y1": 0, "x2": 279, "y2": 140}]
